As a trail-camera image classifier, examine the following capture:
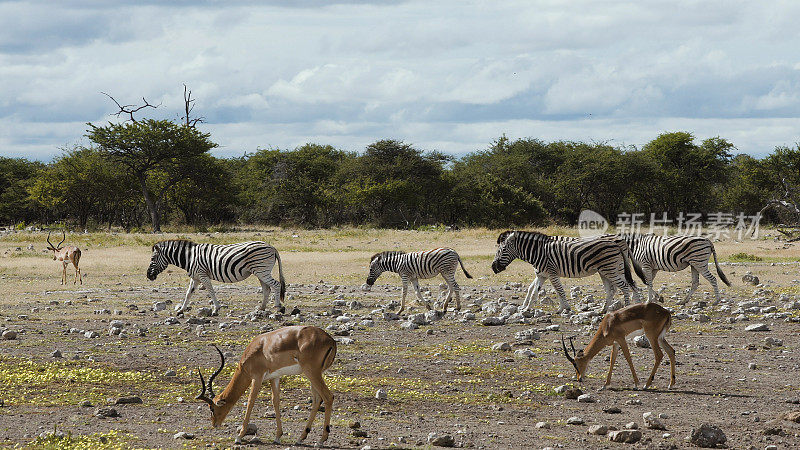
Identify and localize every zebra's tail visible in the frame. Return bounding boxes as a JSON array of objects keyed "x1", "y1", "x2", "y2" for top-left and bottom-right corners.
[
  {"x1": 458, "y1": 255, "x2": 473, "y2": 279},
  {"x1": 711, "y1": 244, "x2": 731, "y2": 287},
  {"x1": 275, "y1": 249, "x2": 286, "y2": 302},
  {"x1": 622, "y1": 252, "x2": 637, "y2": 288},
  {"x1": 618, "y1": 241, "x2": 645, "y2": 287}
]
